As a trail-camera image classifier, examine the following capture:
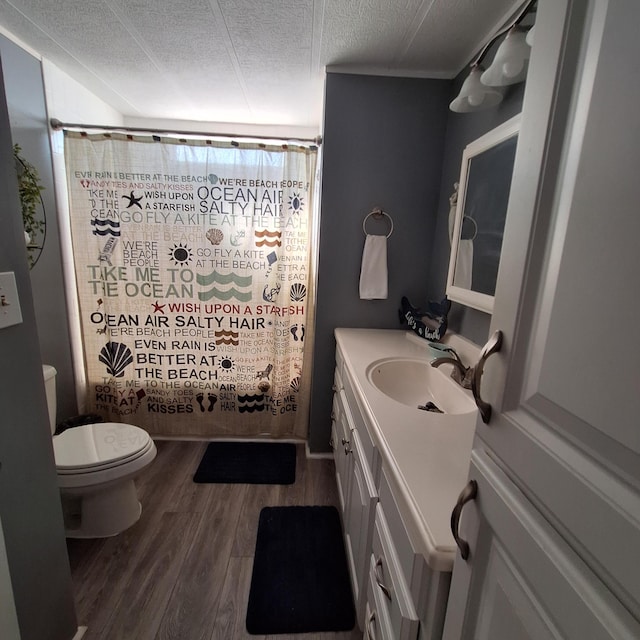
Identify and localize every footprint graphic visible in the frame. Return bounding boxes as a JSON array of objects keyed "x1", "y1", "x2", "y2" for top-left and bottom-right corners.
[
  {"x1": 300, "y1": 324, "x2": 305, "y2": 341},
  {"x1": 291, "y1": 325, "x2": 299, "y2": 341},
  {"x1": 207, "y1": 394, "x2": 218, "y2": 412},
  {"x1": 196, "y1": 393, "x2": 205, "y2": 412}
]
